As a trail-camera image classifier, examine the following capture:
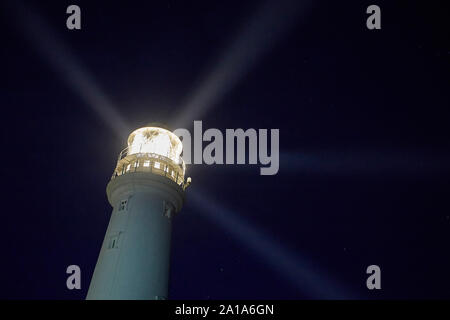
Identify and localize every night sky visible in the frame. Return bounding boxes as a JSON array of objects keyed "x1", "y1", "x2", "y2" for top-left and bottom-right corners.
[{"x1": 1, "y1": 0, "x2": 450, "y2": 299}]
